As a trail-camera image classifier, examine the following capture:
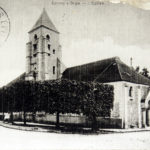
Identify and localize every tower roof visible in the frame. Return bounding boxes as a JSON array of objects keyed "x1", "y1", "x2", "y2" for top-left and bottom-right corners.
[{"x1": 29, "y1": 8, "x2": 59, "y2": 33}]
